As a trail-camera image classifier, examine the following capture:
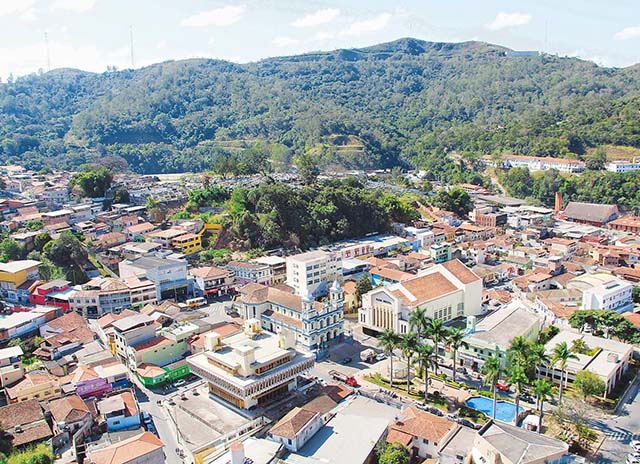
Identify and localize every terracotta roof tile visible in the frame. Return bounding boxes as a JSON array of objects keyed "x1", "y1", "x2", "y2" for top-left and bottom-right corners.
[
  {"x1": 269, "y1": 407, "x2": 317, "y2": 440},
  {"x1": 87, "y1": 431, "x2": 164, "y2": 464},
  {"x1": 441, "y1": 259, "x2": 481, "y2": 284},
  {"x1": 388, "y1": 407, "x2": 455, "y2": 443}
]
